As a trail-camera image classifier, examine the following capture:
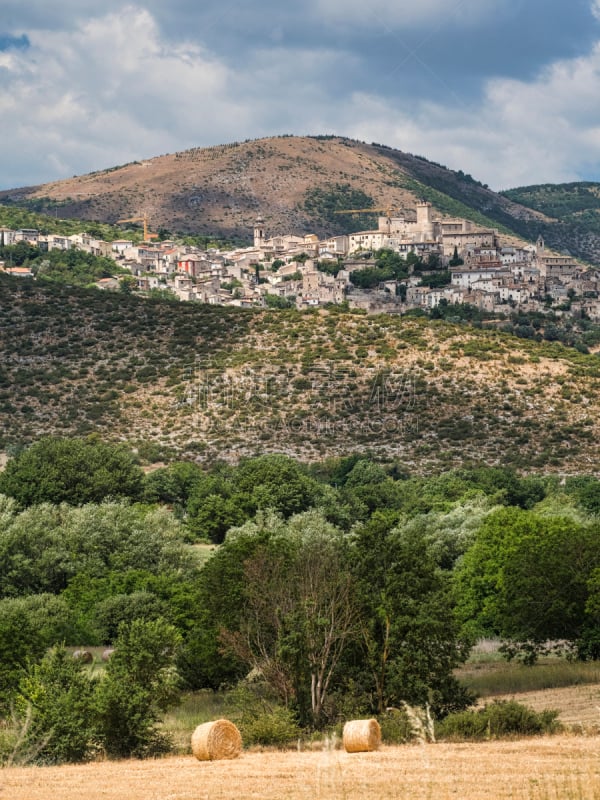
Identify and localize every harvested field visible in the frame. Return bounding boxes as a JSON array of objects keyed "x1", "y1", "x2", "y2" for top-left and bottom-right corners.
[
  {"x1": 485, "y1": 683, "x2": 600, "y2": 731},
  {"x1": 4, "y1": 736, "x2": 600, "y2": 800}
]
